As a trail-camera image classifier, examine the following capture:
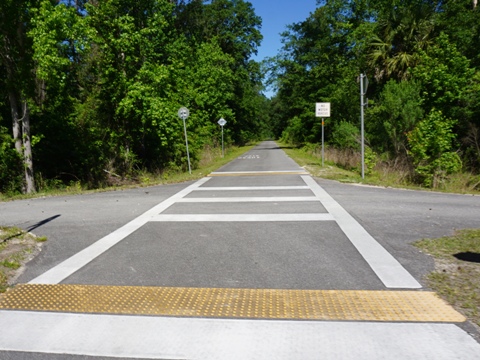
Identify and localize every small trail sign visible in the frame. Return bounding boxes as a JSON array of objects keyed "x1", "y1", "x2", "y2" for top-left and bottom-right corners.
[
  {"x1": 315, "y1": 102, "x2": 331, "y2": 117},
  {"x1": 178, "y1": 107, "x2": 189, "y2": 120}
]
